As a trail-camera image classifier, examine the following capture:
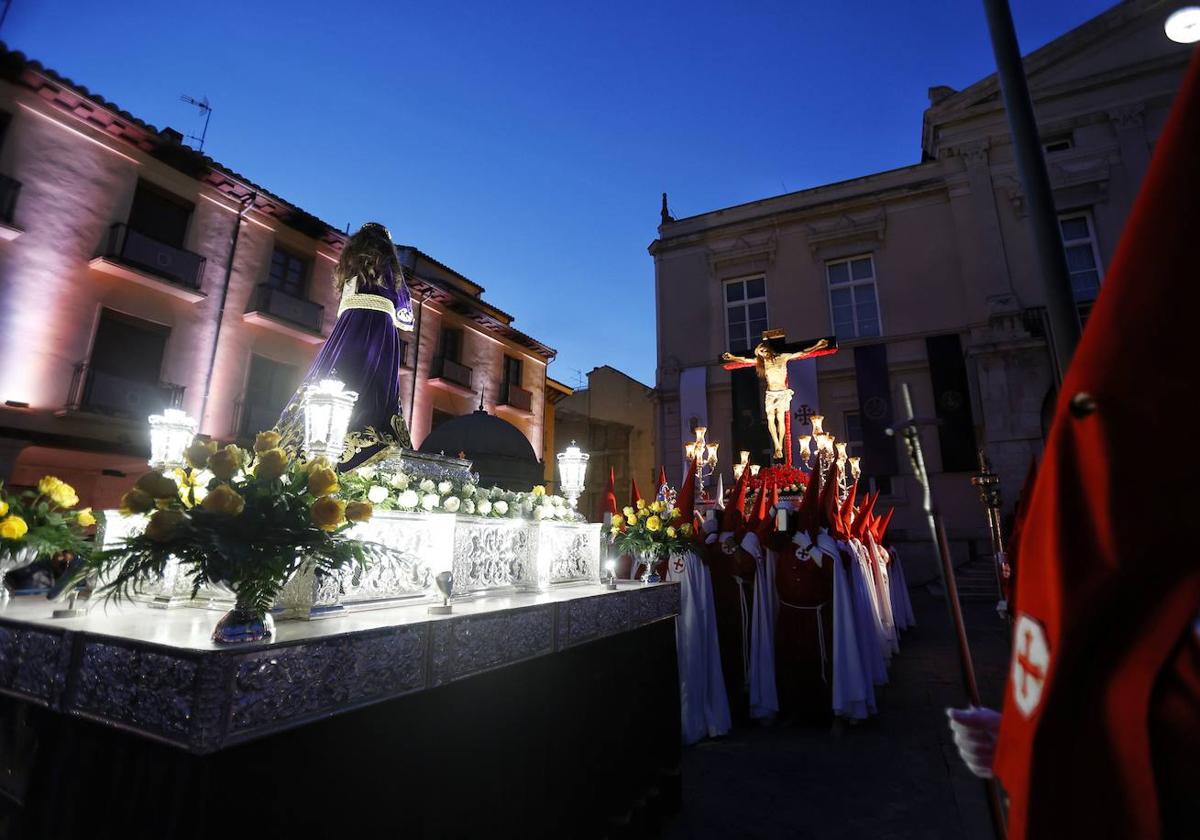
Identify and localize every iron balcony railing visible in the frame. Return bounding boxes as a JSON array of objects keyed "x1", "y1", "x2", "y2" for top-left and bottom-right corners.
[
  {"x1": 68, "y1": 362, "x2": 185, "y2": 420},
  {"x1": 500, "y1": 382, "x2": 533, "y2": 412},
  {"x1": 246, "y1": 283, "x2": 324, "y2": 333},
  {"x1": 0, "y1": 174, "x2": 21, "y2": 225},
  {"x1": 430, "y1": 356, "x2": 473, "y2": 390},
  {"x1": 233, "y1": 397, "x2": 283, "y2": 441},
  {"x1": 99, "y1": 222, "x2": 206, "y2": 290}
]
